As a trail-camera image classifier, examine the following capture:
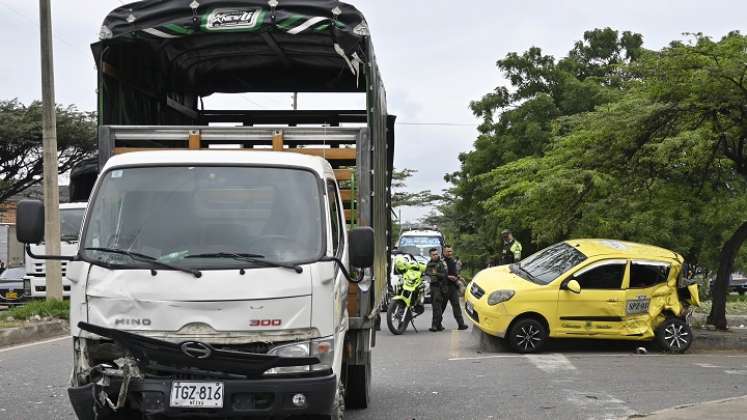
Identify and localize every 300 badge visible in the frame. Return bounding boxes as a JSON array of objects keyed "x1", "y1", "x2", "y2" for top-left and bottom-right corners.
[{"x1": 250, "y1": 319, "x2": 282, "y2": 327}]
